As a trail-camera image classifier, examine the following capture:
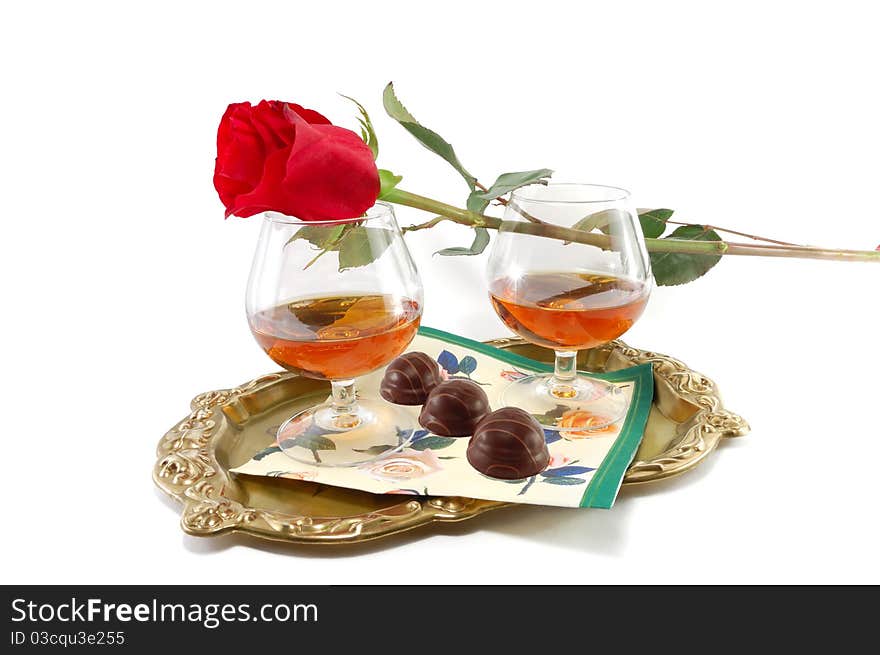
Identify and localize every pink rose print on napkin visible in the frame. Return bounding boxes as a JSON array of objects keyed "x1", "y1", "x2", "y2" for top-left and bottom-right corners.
[{"x1": 359, "y1": 448, "x2": 443, "y2": 482}]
